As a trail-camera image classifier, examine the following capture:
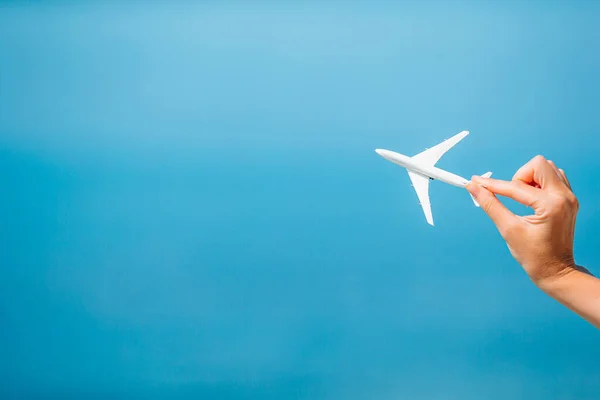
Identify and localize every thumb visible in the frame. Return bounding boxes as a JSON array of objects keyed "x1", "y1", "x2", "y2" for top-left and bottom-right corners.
[{"x1": 466, "y1": 181, "x2": 518, "y2": 229}]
